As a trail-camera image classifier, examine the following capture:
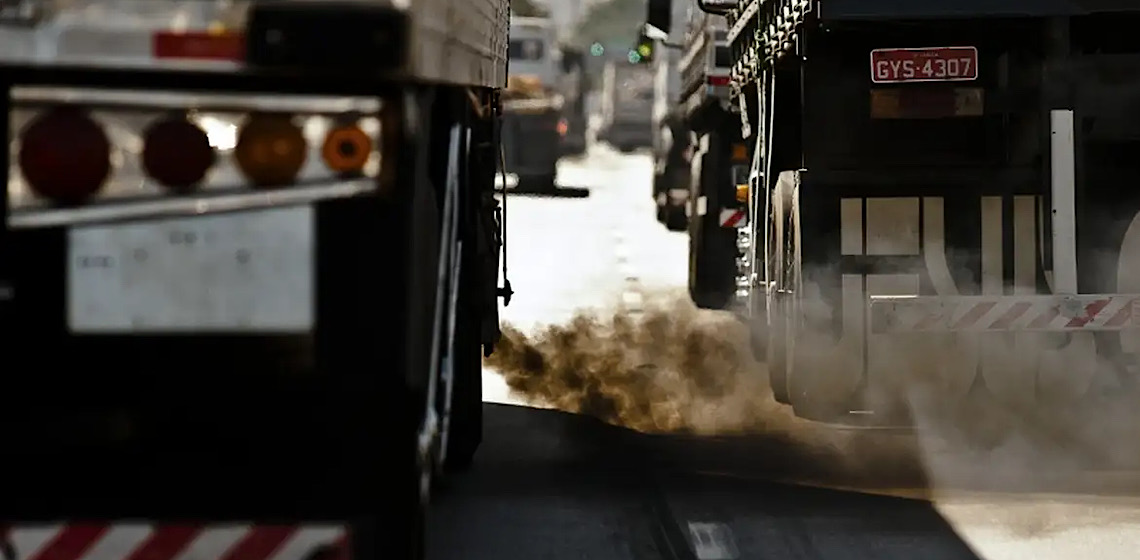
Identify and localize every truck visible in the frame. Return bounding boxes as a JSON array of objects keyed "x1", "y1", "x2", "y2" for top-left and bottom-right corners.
[
  {"x1": 0, "y1": 0, "x2": 510, "y2": 559},
  {"x1": 501, "y1": 15, "x2": 564, "y2": 192},
  {"x1": 670, "y1": 10, "x2": 745, "y2": 309},
  {"x1": 557, "y1": 45, "x2": 589, "y2": 157},
  {"x1": 646, "y1": 5, "x2": 692, "y2": 232},
  {"x1": 645, "y1": 0, "x2": 1140, "y2": 425},
  {"x1": 598, "y1": 59, "x2": 655, "y2": 152}
]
